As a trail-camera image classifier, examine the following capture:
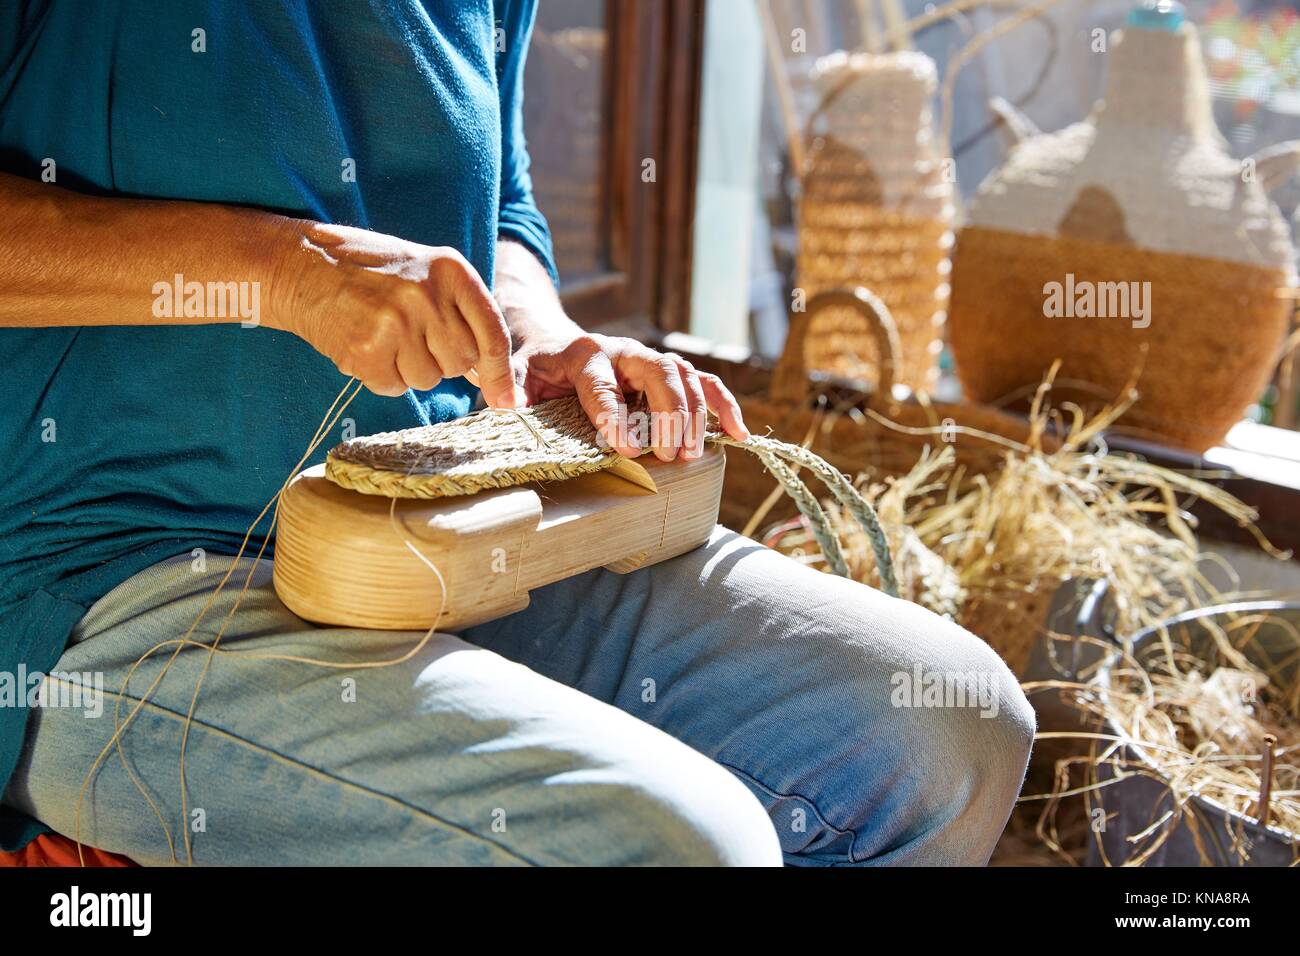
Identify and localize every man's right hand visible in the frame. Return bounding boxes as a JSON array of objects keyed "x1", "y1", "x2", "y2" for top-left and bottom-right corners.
[
  {"x1": 268, "y1": 221, "x2": 517, "y2": 406},
  {"x1": 0, "y1": 172, "x2": 516, "y2": 407}
]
